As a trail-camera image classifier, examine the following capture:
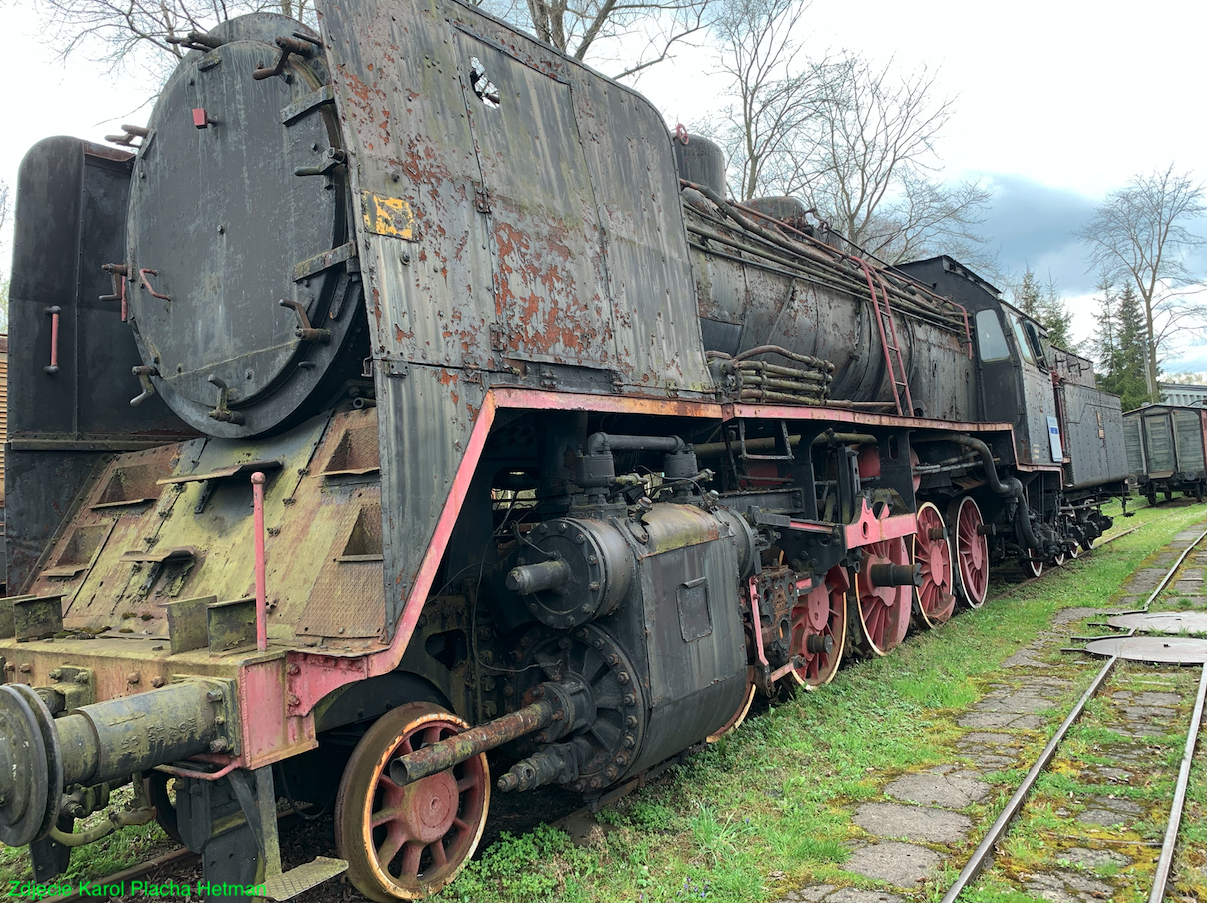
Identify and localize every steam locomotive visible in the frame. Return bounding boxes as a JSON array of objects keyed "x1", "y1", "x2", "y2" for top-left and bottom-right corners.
[{"x1": 0, "y1": 3, "x2": 1129, "y2": 899}]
